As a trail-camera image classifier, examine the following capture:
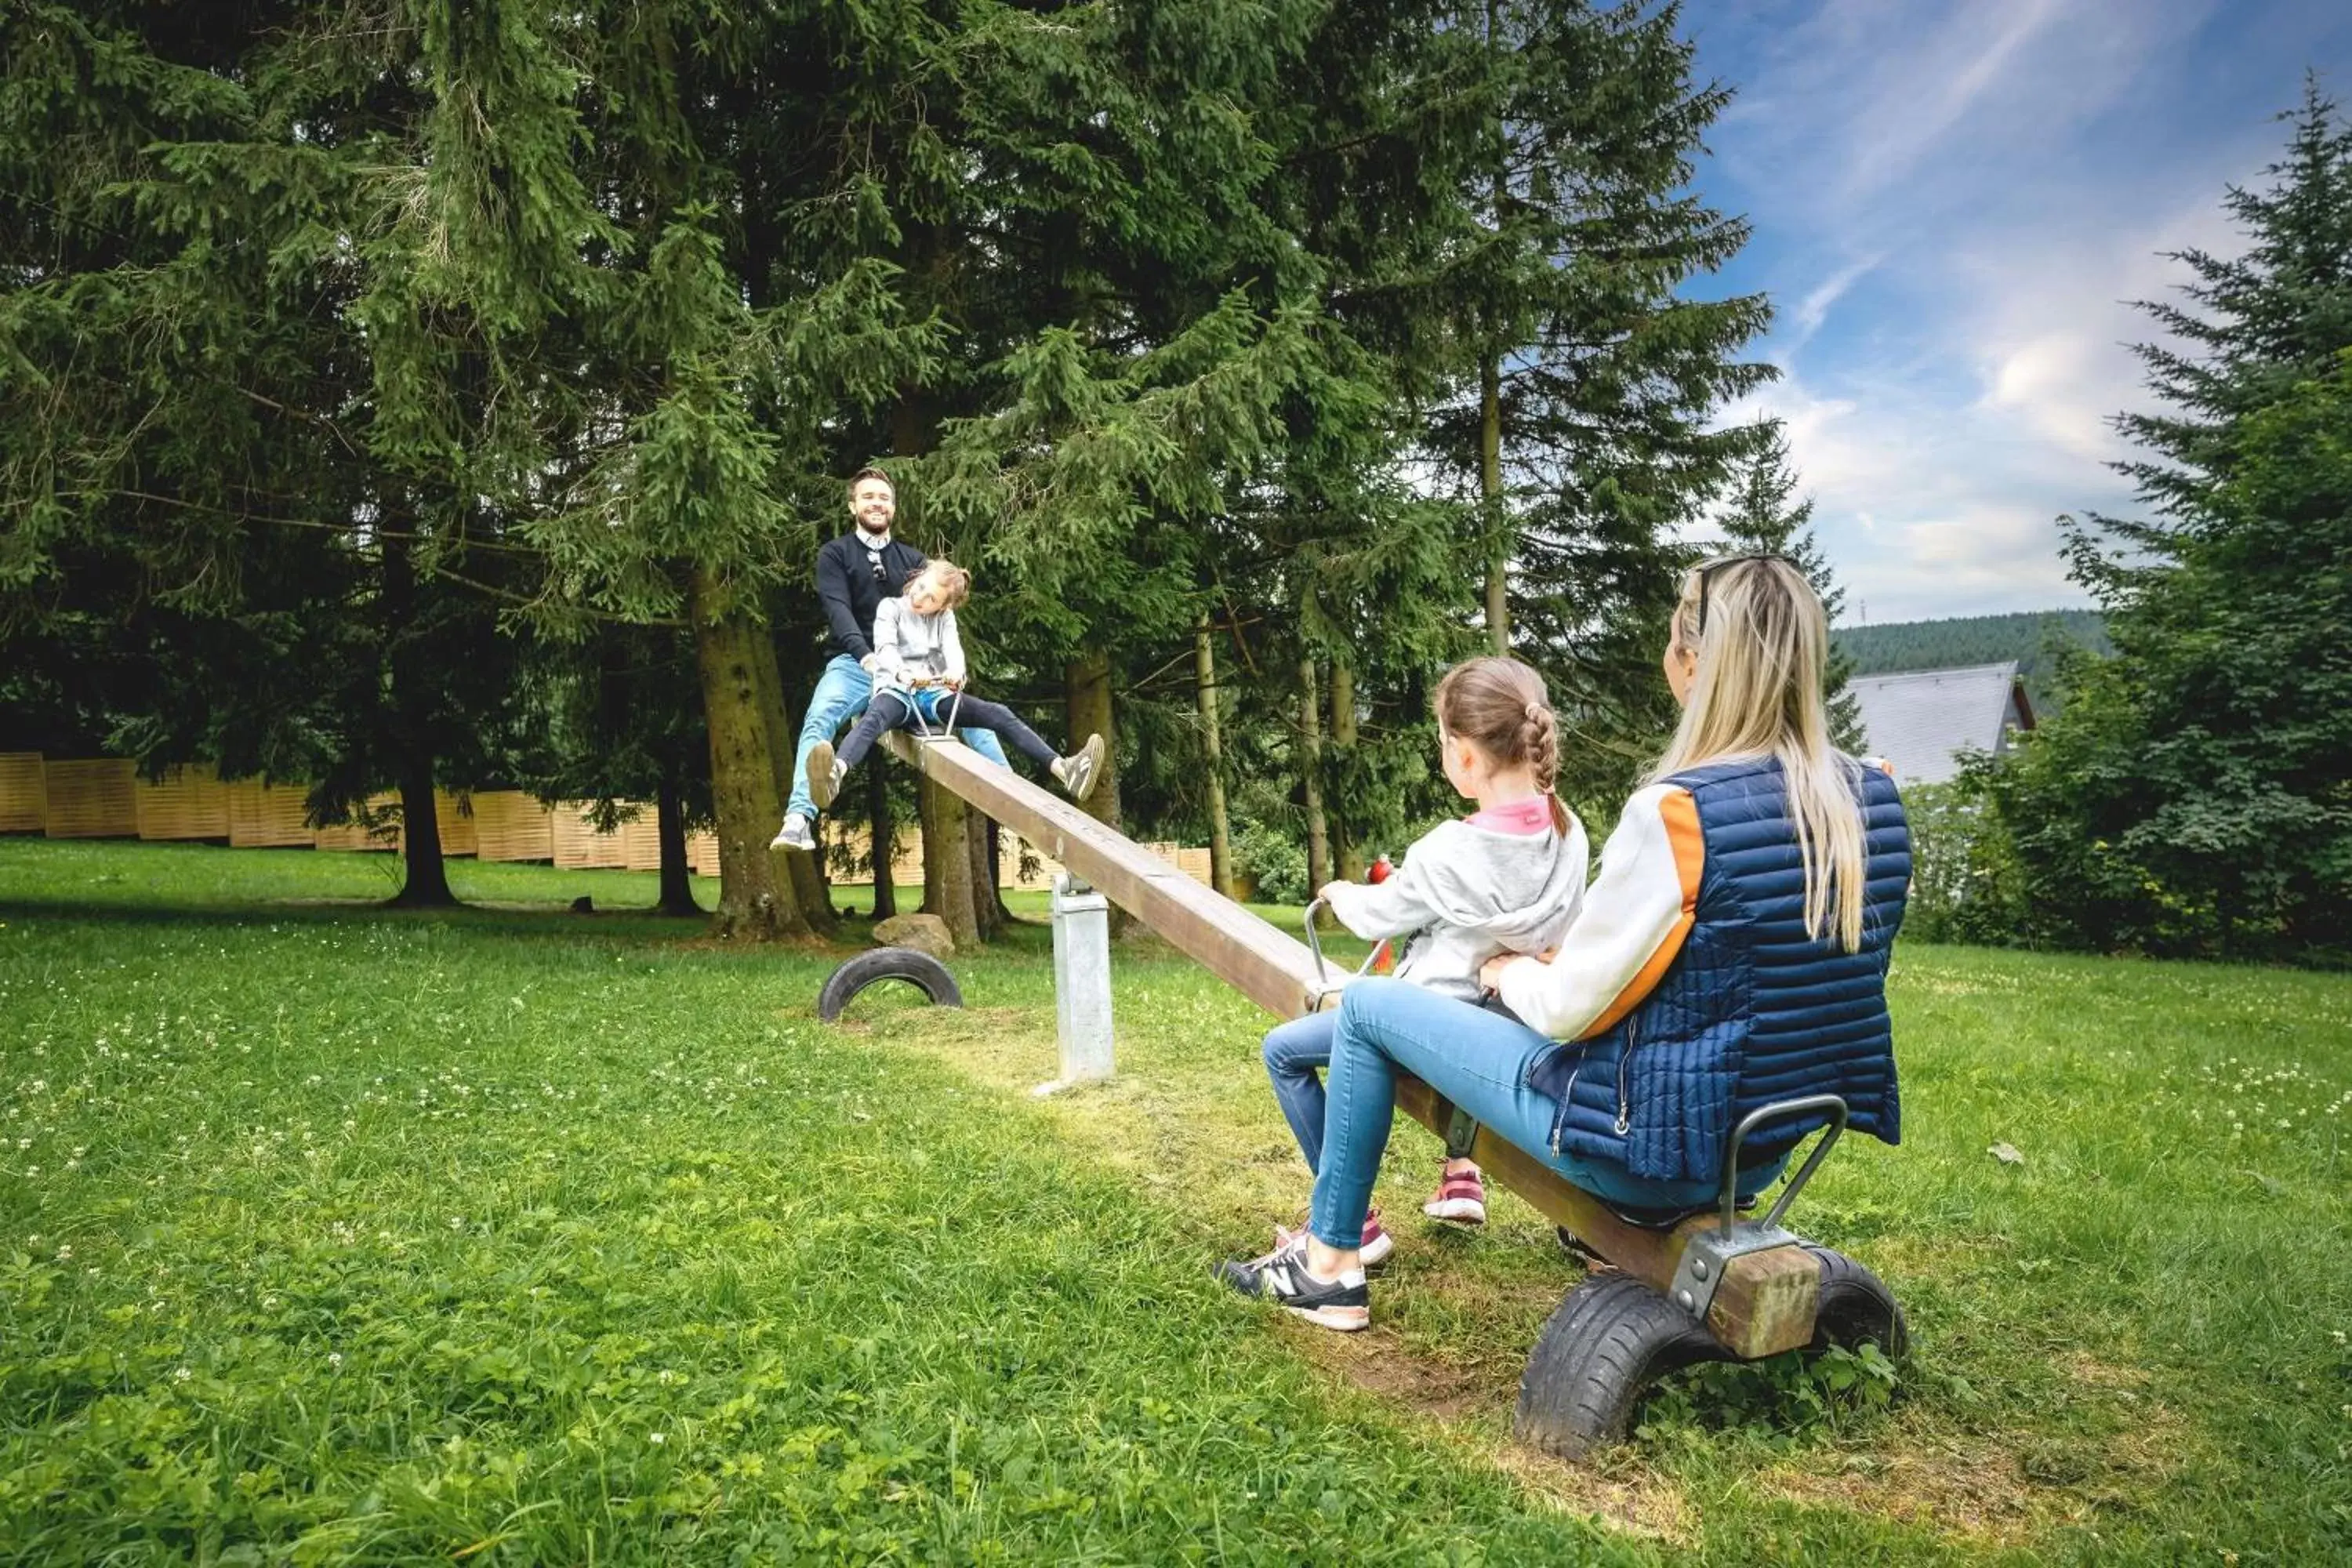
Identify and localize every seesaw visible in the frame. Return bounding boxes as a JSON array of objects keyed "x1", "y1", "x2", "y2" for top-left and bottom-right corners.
[{"x1": 817, "y1": 732, "x2": 1906, "y2": 1457}]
